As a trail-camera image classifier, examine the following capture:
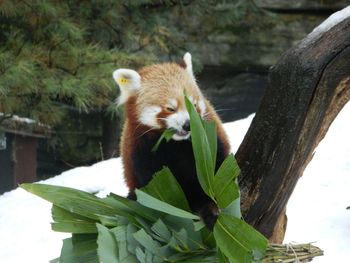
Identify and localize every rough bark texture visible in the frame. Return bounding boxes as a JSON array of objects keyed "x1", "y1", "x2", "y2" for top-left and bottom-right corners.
[{"x1": 236, "y1": 17, "x2": 350, "y2": 242}]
